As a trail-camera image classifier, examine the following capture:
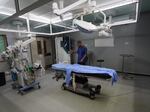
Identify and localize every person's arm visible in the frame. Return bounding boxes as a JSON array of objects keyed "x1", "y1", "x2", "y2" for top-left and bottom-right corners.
[
  {"x1": 69, "y1": 47, "x2": 78, "y2": 54},
  {"x1": 69, "y1": 49, "x2": 77, "y2": 54},
  {"x1": 68, "y1": 49, "x2": 74, "y2": 54},
  {"x1": 80, "y1": 47, "x2": 87, "y2": 62}
]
